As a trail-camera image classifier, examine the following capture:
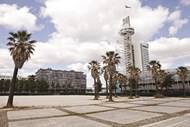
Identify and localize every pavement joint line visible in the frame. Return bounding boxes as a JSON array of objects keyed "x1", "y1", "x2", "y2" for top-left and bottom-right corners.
[
  {"x1": 165, "y1": 119, "x2": 190, "y2": 127},
  {"x1": 3, "y1": 97, "x2": 190, "y2": 127},
  {"x1": 58, "y1": 106, "x2": 121, "y2": 115},
  {"x1": 81, "y1": 114, "x2": 123, "y2": 127},
  {"x1": 129, "y1": 106, "x2": 190, "y2": 115},
  {"x1": 8, "y1": 114, "x2": 71, "y2": 122},
  {"x1": 56, "y1": 106, "x2": 123, "y2": 127},
  {"x1": 134, "y1": 109, "x2": 190, "y2": 127},
  {"x1": 158, "y1": 104, "x2": 190, "y2": 108},
  {"x1": 94, "y1": 103, "x2": 148, "y2": 110},
  {"x1": 128, "y1": 108, "x2": 167, "y2": 115},
  {"x1": 126, "y1": 114, "x2": 171, "y2": 127},
  {"x1": 48, "y1": 118, "x2": 57, "y2": 125}
]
